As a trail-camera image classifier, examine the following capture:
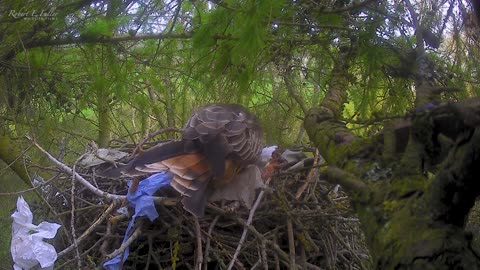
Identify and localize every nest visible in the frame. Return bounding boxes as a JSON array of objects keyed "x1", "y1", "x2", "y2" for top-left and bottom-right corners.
[{"x1": 31, "y1": 137, "x2": 370, "y2": 270}]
